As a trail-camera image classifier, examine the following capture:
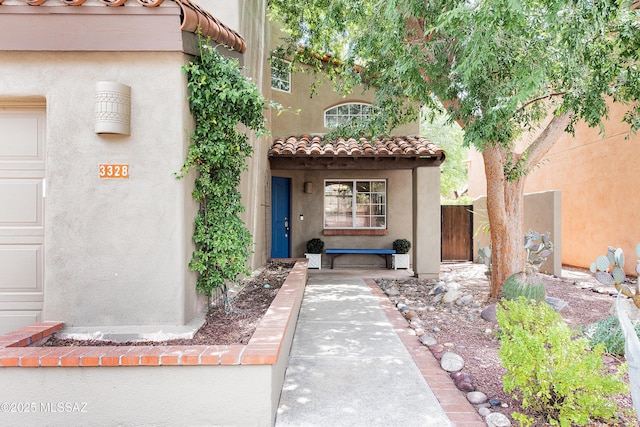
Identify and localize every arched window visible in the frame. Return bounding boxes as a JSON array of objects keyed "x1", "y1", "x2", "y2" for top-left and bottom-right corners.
[{"x1": 324, "y1": 102, "x2": 372, "y2": 128}]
